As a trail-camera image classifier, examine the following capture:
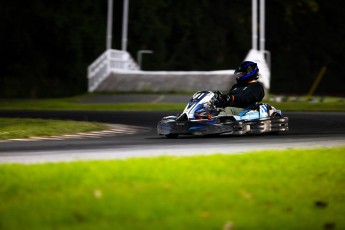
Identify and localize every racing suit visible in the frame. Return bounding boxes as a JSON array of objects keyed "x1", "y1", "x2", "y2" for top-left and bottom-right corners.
[{"x1": 218, "y1": 81, "x2": 265, "y2": 115}]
